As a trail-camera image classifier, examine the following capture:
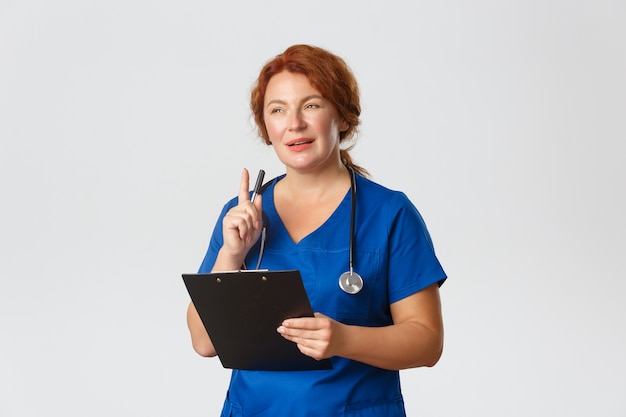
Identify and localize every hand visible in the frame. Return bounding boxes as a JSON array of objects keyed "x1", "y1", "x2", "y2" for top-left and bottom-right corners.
[
  {"x1": 277, "y1": 313, "x2": 347, "y2": 361},
  {"x1": 220, "y1": 168, "x2": 263, "y2": 262}
]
